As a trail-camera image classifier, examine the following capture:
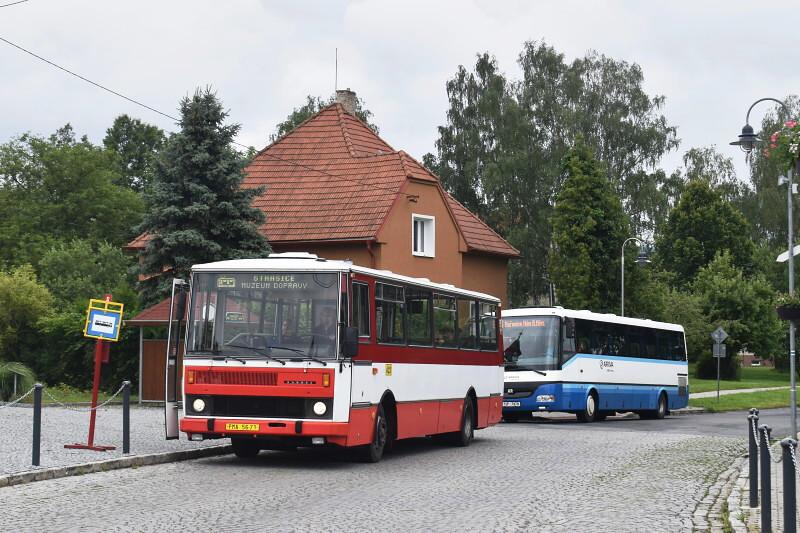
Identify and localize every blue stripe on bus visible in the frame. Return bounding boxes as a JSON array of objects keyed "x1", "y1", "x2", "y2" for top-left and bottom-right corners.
[
  {"x1": 561, "y1": 353, "x2": 688, "y2": 368},
  {"x1": 503, "y1": 382, "x2": 689, "y2": 414}
]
